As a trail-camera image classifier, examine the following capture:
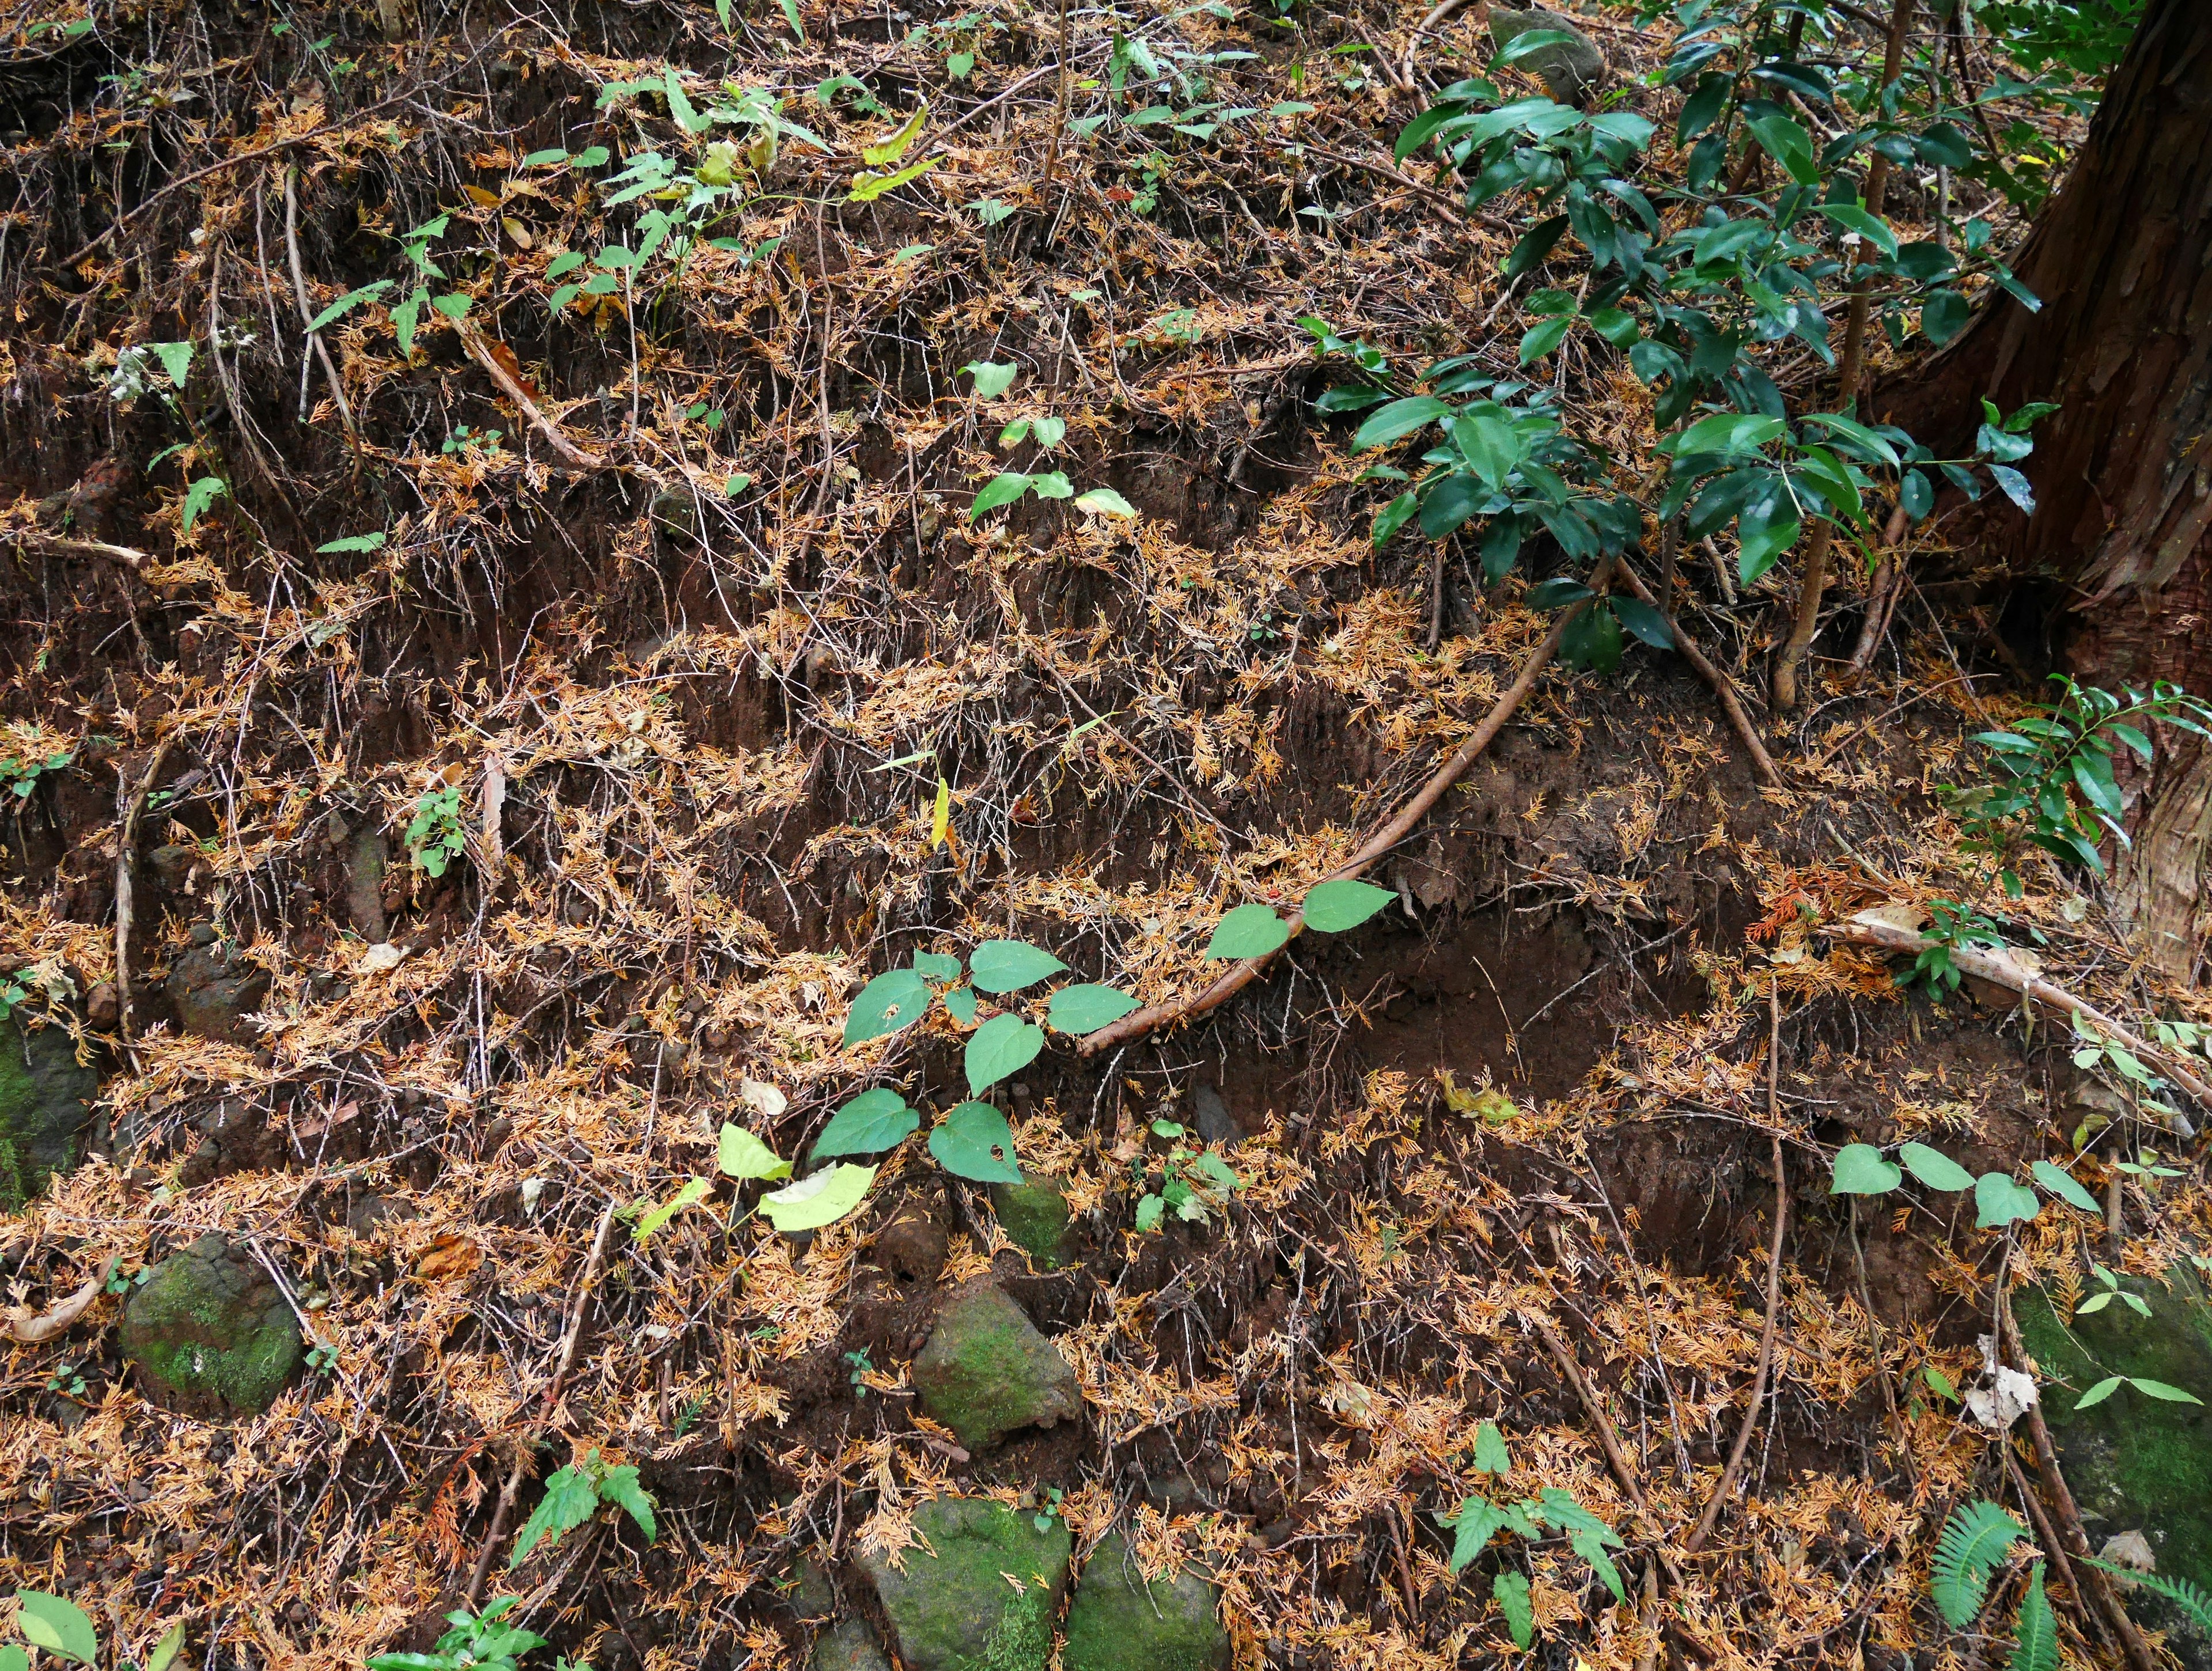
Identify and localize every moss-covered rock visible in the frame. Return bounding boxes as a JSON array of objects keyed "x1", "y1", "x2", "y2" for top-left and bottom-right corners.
[
  {"x1": 121, "y1": 1234, "x2": 302, "y2": 1416},
  {"x1": 912, "y1": 1282, "x2": 1082, "y2": 1450},
  {"x1": 990, "y1": 1176, "x2": 1074, "y2": 1270},
  {"x1": 1063, "y1": 1531, "x2": 1228, "y2": 1671},
  {"x1": 811, "y1": 1619, "x2": 889, "y2": 1671},
  {"x1": 0, "y1": 1019, "x2": 100, "y2": 1208},
  {"x1": 2017, "y1": 1267, "x2": 2212, "y2": 1666},
  {"x1": 1487, "y1": 5, "x2": 1607, "y2": 104},
  {"x1": 858, "y1": 1496, "x2": 1071, "y2": 1671}
]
